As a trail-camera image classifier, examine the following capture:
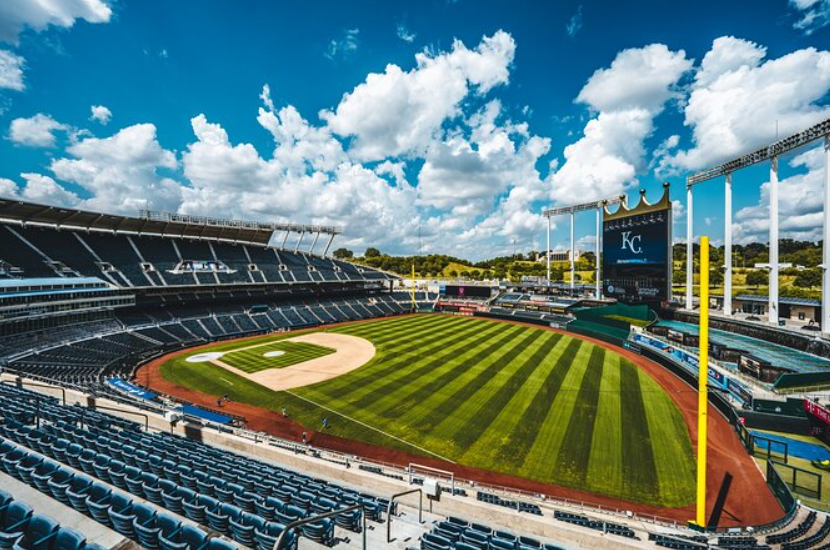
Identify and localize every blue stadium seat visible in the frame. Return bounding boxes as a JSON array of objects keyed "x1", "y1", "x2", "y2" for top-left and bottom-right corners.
[
  {"x1": 131, "y1": 503, "x2": 159, "y2": 550},
  {"x1": 84, "y1": 483, "x2": 113, "y2": 526},
  {"x1": 254, "y1": 522, "x2": 296, "y2": 550},
  {"x1": 160, "y1": 524, "x2": 208, "y2": 550},
  {"x1": 10, "y1": 514, "x2": 59, "y2": 550},
  {"x1": 0, "y1": 502, "x2": 33, "y2": 550},
  {"x1": 52, "y1": 527, "x2": 87, "y2": 550},
  {"x1": 65, "y1": 477, "x2": 94, "y2": 516},
  {"x1": 107, "y1": 493, "x2": 136, "y2": 539},
  {"x1": 45, "y1": 468, "x2": 74, "y2": 505}
]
